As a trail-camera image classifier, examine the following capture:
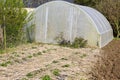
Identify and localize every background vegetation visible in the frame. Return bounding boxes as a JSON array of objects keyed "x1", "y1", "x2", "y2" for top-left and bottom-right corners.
[
  {"x1": 0, "y1": 0, "x2": 27, "y2": 49},
  {"x1": 74, "y1": 0, "x2": 120, "y2": 38}
]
